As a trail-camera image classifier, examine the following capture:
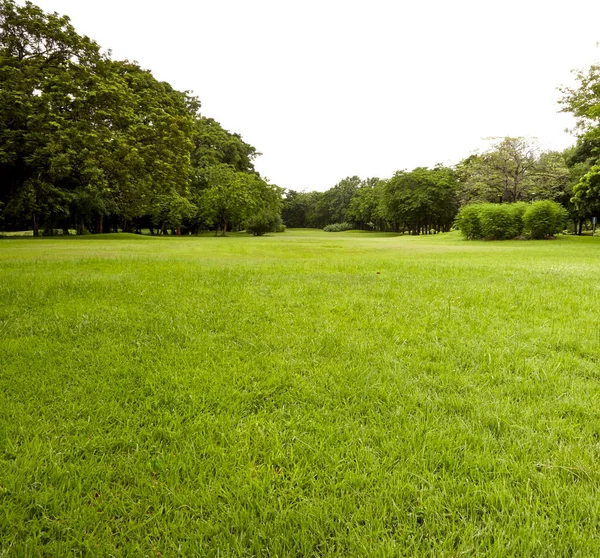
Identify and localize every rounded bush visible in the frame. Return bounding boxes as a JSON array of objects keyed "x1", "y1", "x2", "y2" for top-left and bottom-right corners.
[
  {"x1": 479, "y1": 204, "x2": 522, "y2": 240},
  {"x1": 323, "y1": 222, "x2": 353, "y2": 232},
  {"x1": 522, "y1": 201, "x2": 568, "y2": 239},
  {"x1": 455, "y1": 204, "x2": 483, "y2": 239},
  {"x1": 245, "y1": 211, "x2": 283, "y2": 236},
  {"x1": 510, "y1": 202, "x2": 528, "y2": 235}
]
